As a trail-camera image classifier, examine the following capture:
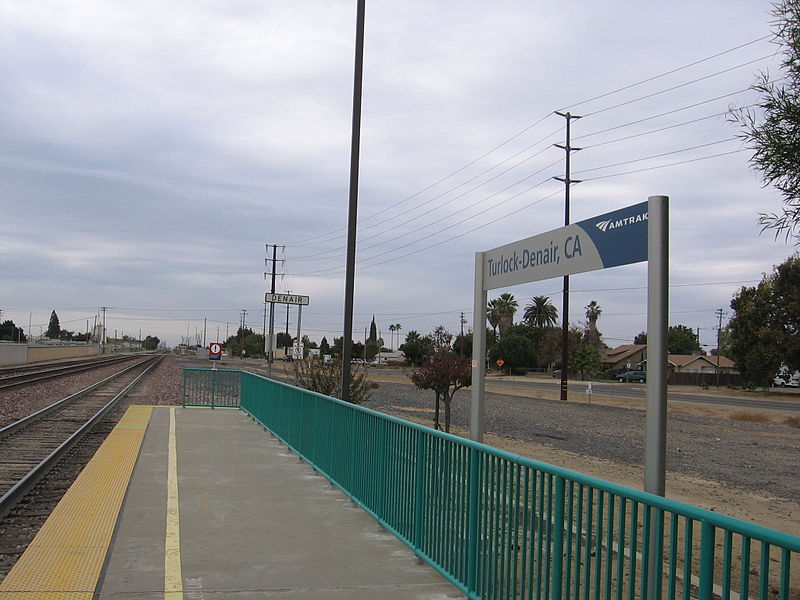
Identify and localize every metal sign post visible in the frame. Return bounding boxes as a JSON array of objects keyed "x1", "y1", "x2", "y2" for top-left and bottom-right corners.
[{"x1": 265, "y1": 293, "x2": 310, "y2": 375}]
